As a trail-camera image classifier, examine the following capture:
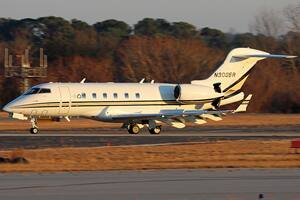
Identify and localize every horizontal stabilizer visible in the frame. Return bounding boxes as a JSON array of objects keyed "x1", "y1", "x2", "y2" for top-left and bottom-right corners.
[
  {"x1": 234, "y1": 94, "x2": 252, "y2": 113},
  {"x1": 234, "y1": 54, "x2": 297, "y2": 59},
  {"x1": 220, "y1": 92, "x2": 244, "y2": 106}
]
